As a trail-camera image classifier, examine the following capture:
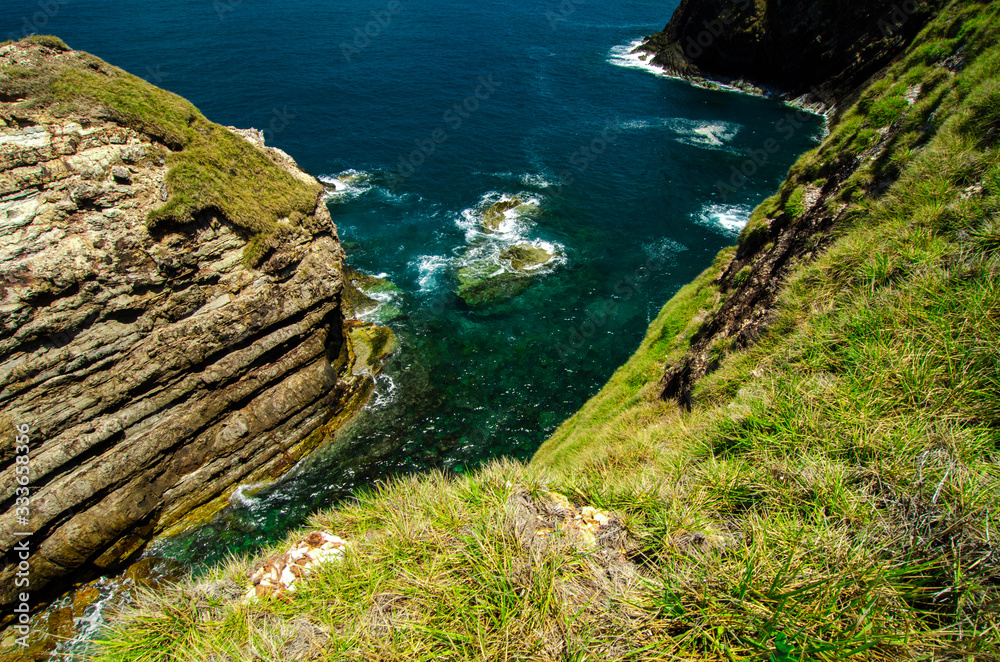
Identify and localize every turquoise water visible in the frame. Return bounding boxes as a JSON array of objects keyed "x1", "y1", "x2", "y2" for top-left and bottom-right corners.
[{"x1": 2, "y1": 0, "x2": 824, "y2": 565}]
